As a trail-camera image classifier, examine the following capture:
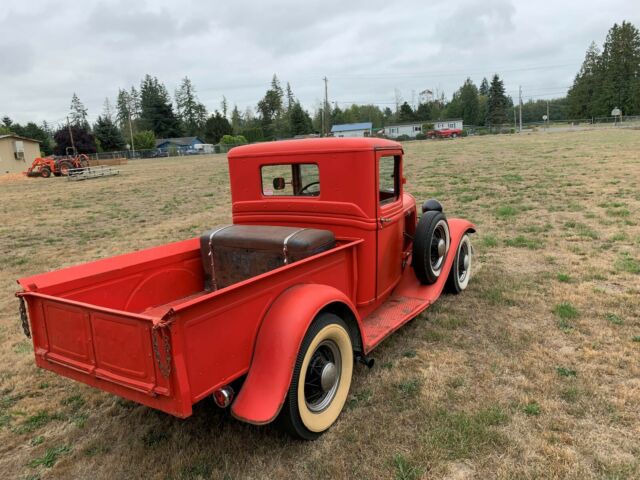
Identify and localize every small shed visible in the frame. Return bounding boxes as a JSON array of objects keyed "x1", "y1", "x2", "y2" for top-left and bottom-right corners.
[
  {"x1": 155, "y1": 136, "x2": 205, "y2": 151},
  {"x1": 330, "y1": 122, "x2": 372, "y2": 138},
  {"x1": 0, "y1": 134, "x2": 41, "y2": 174}
]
